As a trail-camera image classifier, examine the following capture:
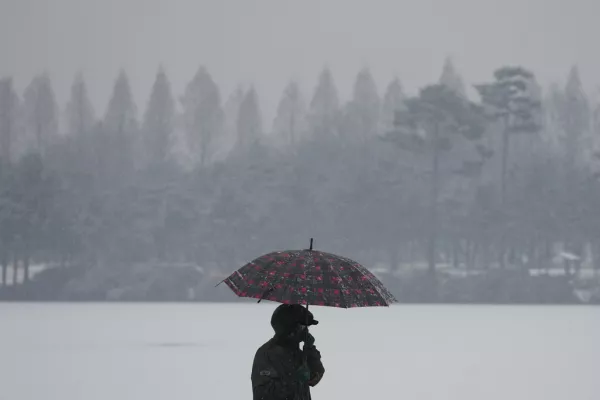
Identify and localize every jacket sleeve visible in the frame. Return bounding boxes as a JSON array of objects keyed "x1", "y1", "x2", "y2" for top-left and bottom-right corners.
[
  {"x1": 304, "y1": 344, "x2": 325, "y2": 387},
  {"x1": 252, "y1": 346, "x2": 298, "y2": 400}
]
